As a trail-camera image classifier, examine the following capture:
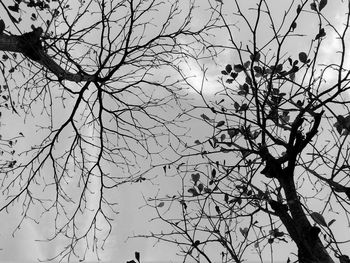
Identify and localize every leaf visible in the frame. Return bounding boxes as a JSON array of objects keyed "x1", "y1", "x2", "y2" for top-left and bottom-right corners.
[
  {"x1": 8, "y1": 3, "x2": 19, "y2": 12},
  {"x1": 221, "y1": 70, "x2": 228, "y2": 75},
  {"x1": 240, "y1": 227, "x2": 248, "y2": 237},
  {"x1": 234, "y1": 64, "x2": 245, "y2": 72},
  {"x1": 157, "y1": 202, "x2": 164, "y2": 208},
  {"x1": 240, "y1": 103, "x2": 248, "y2": 111},
  {"x1": 291, "y1": 21, "x2": 297, "y2": 31},
  {"x1": 204, "y1": 187, "x2": 211, "y2": 194},
  {"x1": 225, "y1": 64, "x2": 232, "y2": 73},
  {"x1": 194, "y1": 140, "x2": 201, "y2": 144},
  {"x1": 224, "y1": 193, "x2": 229, "y2": 203},
  {"x1": 211, "y1": 169, "x2": 216, "y2": 178},
  {"x1": 296, "y1": 4, "x2": 301, "y2": 14},
  {"x1": 228, "y1": 128, "x2": 238, "y2": 138},
  {"x1": 250, "y1": 52, "x2": 260, "y2": 62},
  {"x1": 234, "y1": 101, "x2": 240, "y2": 111},
  {"x1": 315, "y1": 28, "x2": 326, "y2": 40},
  {"x1": 216, "y1": 120, "x2": 225, "y2": 128},
  {"x1": 191, "y1": 173, "x2": 200, "y2": 183},
  {"x1": 220, "y1": 133, "x2": 226, "y2": 141},
  {"x1": 0, "y1": 20, "x2": 5, "y2": 34},
  {"x1": 310, "y1": 2, "x2": 317, "y2": 11},
  {"x1": 328, "y1": 219, "x2": 336, "y2": 227},
  {"x1": 230, "y1": 72, "x2": 238, "y2": 79},
  {"x1": 188, "y1": 188, "x2": 199, "y2": 197},
  {"x1": 200, "y1": 113, "x2": 211, "y2": 121},
  {"x1": 319, "y1": 0, "x2": 327, "y2": 11},
  {"x1": 135, "y1": 251, "x2": 140, "y2": 263},
  {"x1": 299, "y1": 52, "x2": 308, "y2": 63},
  {"x1": 310, "y1": 212, "x2": 327, "y2": 227},
  {"x1": 198, "y1": 183, "x2": 204, "y2": 193},
  {"x1": 215, "y1": 205, "x2": 221, "y2": 215}
]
